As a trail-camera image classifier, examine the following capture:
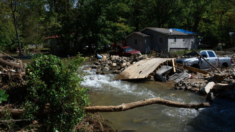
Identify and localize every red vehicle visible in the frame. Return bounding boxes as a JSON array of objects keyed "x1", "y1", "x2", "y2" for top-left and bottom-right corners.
[{"x1": 109, "y1": 46, "x2": 141, "y2": 57}]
